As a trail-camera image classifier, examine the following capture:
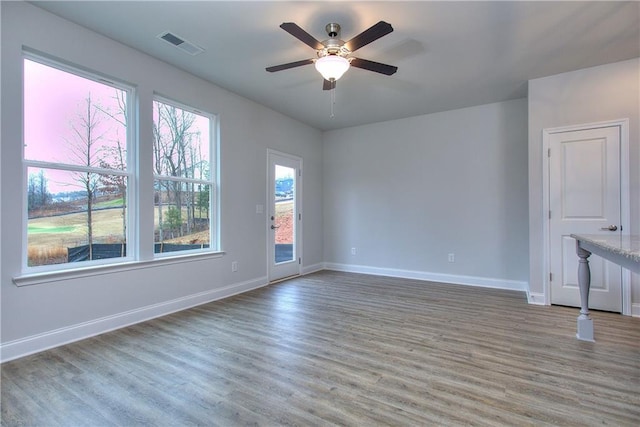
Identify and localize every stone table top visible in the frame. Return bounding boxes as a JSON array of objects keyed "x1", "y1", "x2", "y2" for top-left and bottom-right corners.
[{"x1": 571, "y1": 234, "x2": 640, "y2": 273}]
